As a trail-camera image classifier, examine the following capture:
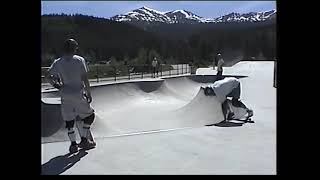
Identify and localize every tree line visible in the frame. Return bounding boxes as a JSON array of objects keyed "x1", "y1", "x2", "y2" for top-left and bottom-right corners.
[{"x1": 41, "y1": 14, "x2": 276, "y2": 67}]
